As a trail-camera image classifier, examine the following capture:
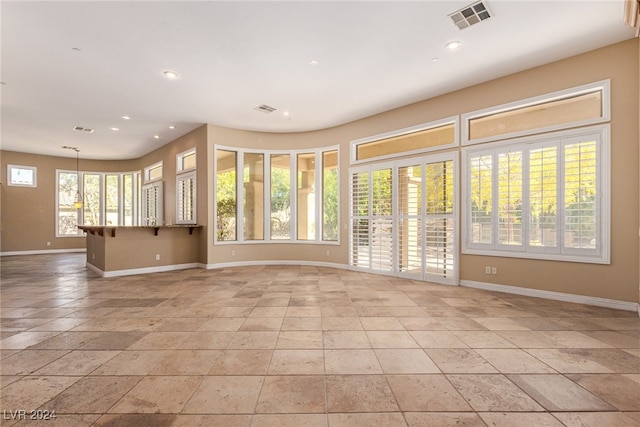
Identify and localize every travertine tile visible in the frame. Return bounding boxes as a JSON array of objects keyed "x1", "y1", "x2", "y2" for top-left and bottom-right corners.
[
  {"x1": 91, "y1": 350, "x2": 171, "y2": 375},
  {"x1": 425, "y1": 349, "x2": 498, "y2": 373},
  {"x1": 255, "y1": 376, "x2": 326, "y2": 413},
  {"x1": 34, "y1": 350, "x2": 120, "y2": 375},
  {"x1": 325, "y1": 349, "x2": 382, "y2": 374},
  {"x1": 268, "y1": 349, "x2": 324, "y2": 375},
  {"x1": 566, "y1": 373, "x2": 640, "y2": 410},
  {"x1": 404, "y1": 412, "x2": 486, "y2": 427},
  {"x1": 447, "y1": 374, "x2": 543, "y2": 412},
  {"x1": 44, "y1": 376, "x2": 141, "y2": 413},
  {"x1": 479, "y1": 412, "x2": 564, "y2": 427},
  {"x1": 326, "y1": 375, "x2": 398, "y2": 413},
  {"x1": 552, "y1": 411, "x2": 640, "y2": 427},
  {"x1": 410, "y1": 331, "x2": 469, "y2": 348},
  {"x1": 323, "y1": 331, "x2": 371, "y2": 349},
  {"x1": 275, "y1": 330, "x2": 323, "y2": 349},
  {"x1": 109, "y1": 376, "x2": 202, "y2": 413},
  {"x1": 328, "y1": 412, "x2": 407, "y2": 427},
  {"x1": 375, "y1": 349, "x2": 440, "y2": 374},
  {"x1": 386, "y1": 375, "x2": 471, "y2": 411},
  {"x1": 182, "y1": 376, "x2": 263, "y2": 414},
  {"x1": 475, "y1": 349, "x2": 557, "y2": 373},
  {"x1": 252, "y1": 414, "x2": 327, "y2": 427}
]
